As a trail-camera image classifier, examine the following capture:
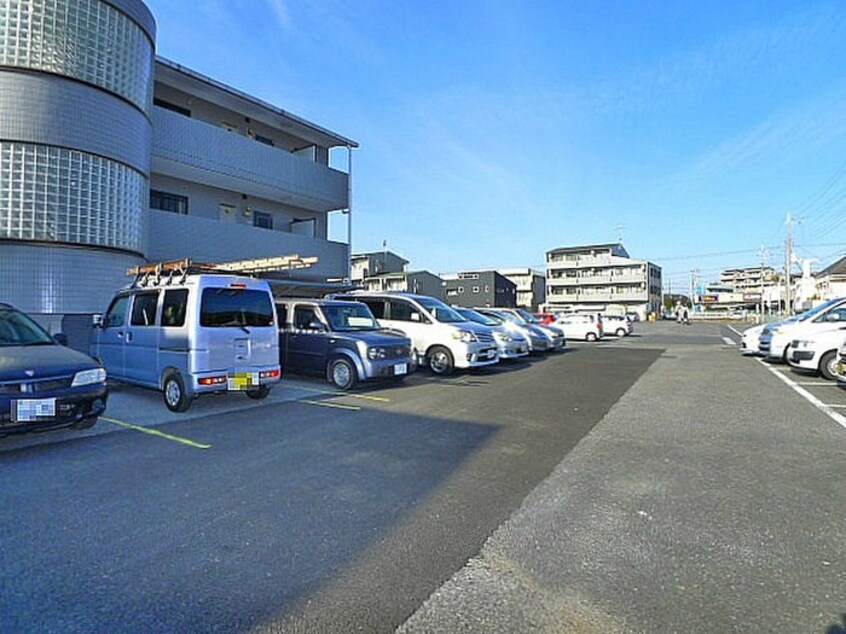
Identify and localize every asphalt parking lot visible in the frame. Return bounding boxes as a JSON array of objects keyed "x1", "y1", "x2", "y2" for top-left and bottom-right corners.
[{"x1": 2, "y1": 322, "x2": 845, "y2": 633}]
